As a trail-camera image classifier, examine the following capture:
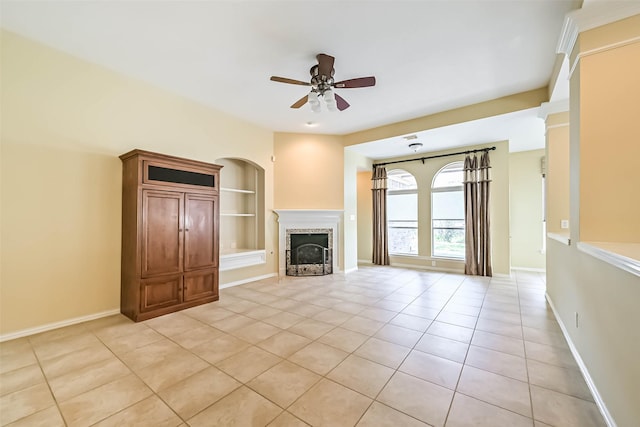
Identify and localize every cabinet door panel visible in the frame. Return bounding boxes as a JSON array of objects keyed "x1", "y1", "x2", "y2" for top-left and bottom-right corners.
[
  {"x1": 142, "y1": 190, "x2": 183, "y2": 277},
  {"x1": 140, "y1": 275, "x2": 182, "y2": 312},
  {"x1": 184, "y1": 194, "x2": 218, "y2": 270},
  {"x1": 183, "y1": 268, "x2": 218, "y2": 302}
]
